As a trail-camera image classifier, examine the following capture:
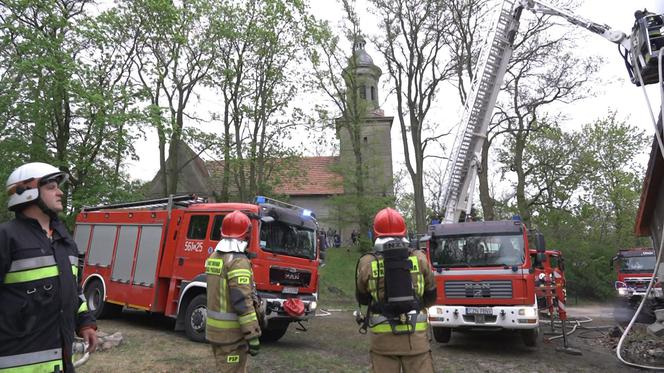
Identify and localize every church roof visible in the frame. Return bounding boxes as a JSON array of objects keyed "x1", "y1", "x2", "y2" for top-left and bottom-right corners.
[
  {"x1": 205, "y1": 156, "x2": 343, "y2": 197},
  {"x1": 275, "y1": 156, "x2": 343, "y2": 196}
]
